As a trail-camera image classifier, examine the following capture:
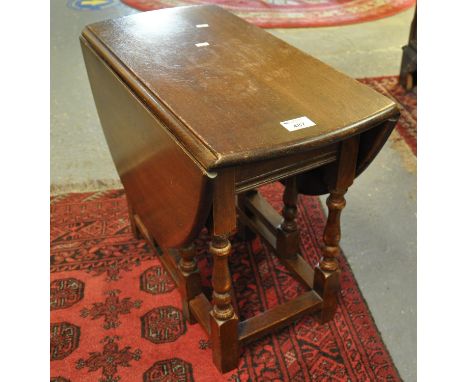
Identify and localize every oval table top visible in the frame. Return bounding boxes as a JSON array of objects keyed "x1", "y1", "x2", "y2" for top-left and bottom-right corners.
[{"x1": 81, "y1": 5, "x2": 398, "y2": 171}]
